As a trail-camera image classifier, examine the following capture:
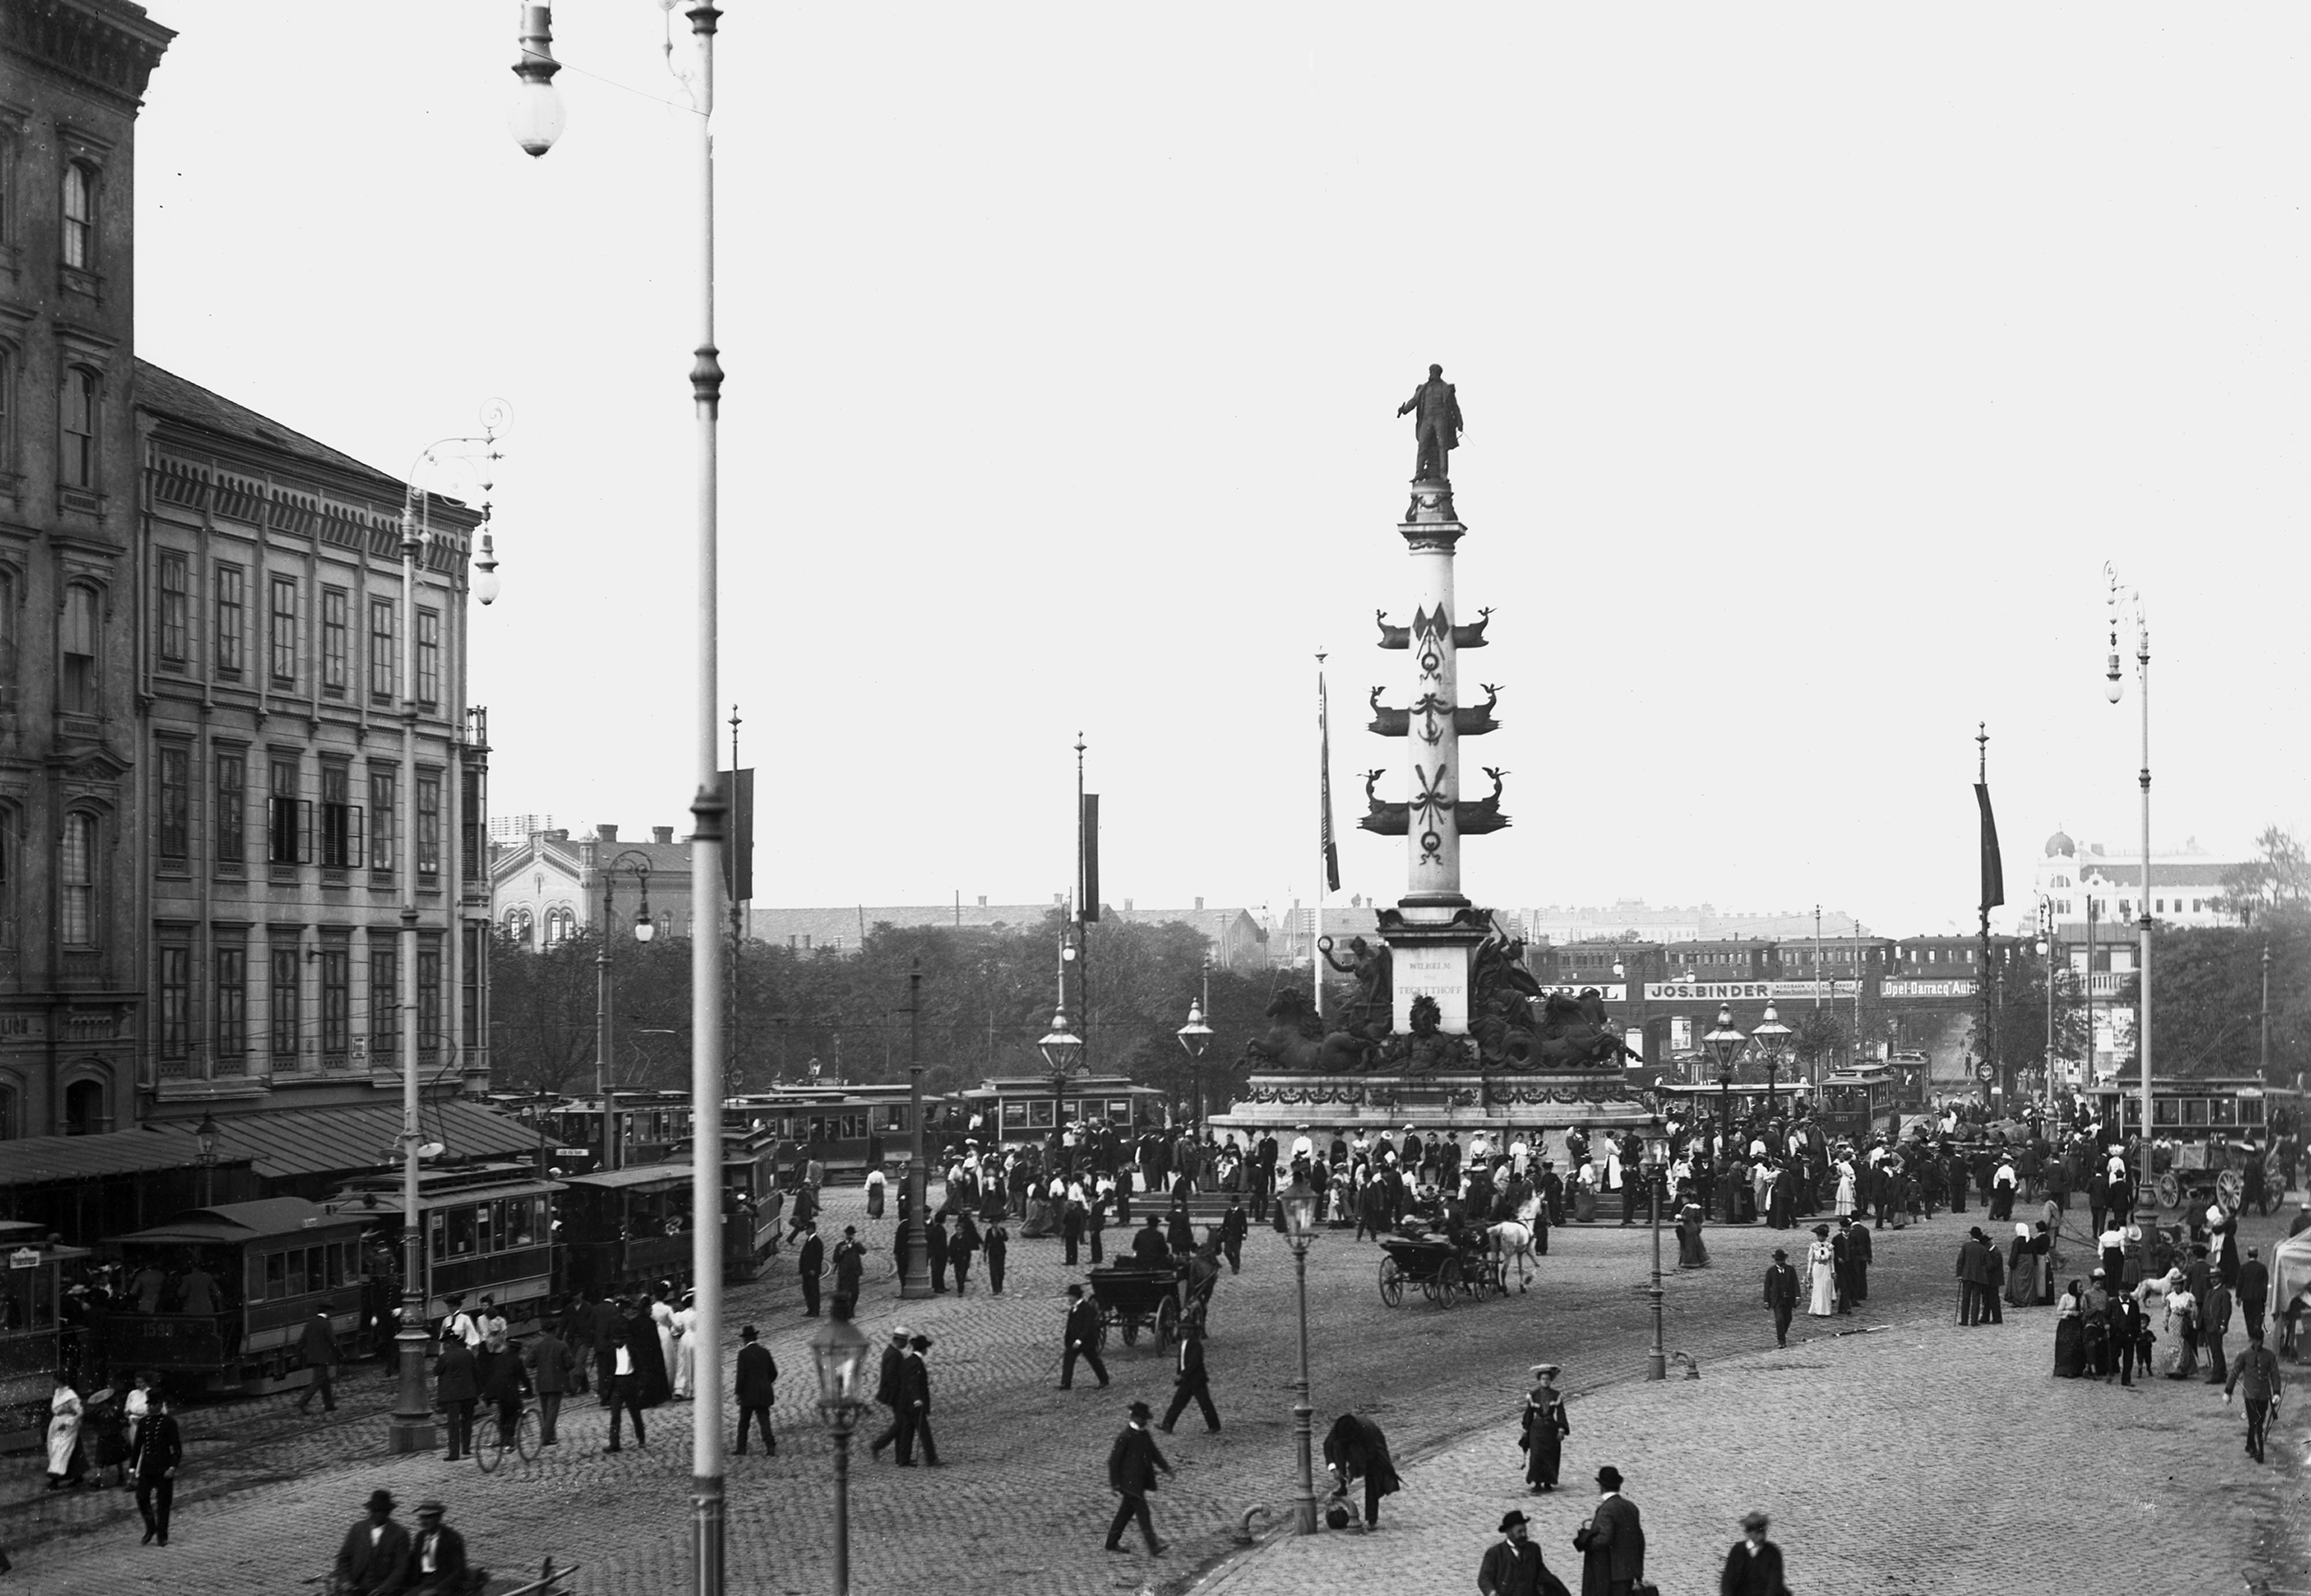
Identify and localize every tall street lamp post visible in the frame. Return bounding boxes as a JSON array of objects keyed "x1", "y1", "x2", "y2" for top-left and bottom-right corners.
[
  {"x1": 1701, "y1": 1004, "x2": 1748, "y2": 1158},
  {"x1": 2105, "y1": 565, "x2": 2153, "y2": 1198},
  {"x1": 2036, "y1": 899, "x2": 2055, "y2": 1110},
  {"x1": 511, "y1": 7, "x2": 730, "y2": 1586},
  {"x1": 1280, "y1": 1175, "x2": 1319, "y2": 1533},
  {"x1": 1177, "y1": 957, "x2": 1214, "y2": 1130},
  {"x1": 194, "y1": 1109, "x2": 219, "y2": 1208},
  {"x1": 594, "y1": 852, "x2": 658, "y2": 1171},
  {"x1": 810, "y1": 1309, "x2": 870, "y2": 1596},
  {"x1": 1641, "y1": 1117, "x2": 1669, "y2": 1381},
  {"x1": 1750, "y1": 1003, "x2": 1793, "y2": 1122},
  {"x1": 1039, "y1": 996, "x2": 1086, "y2": 1173},
  {"x1": 899, "y1": 959, "x2": 930, "y2": 1301}
]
